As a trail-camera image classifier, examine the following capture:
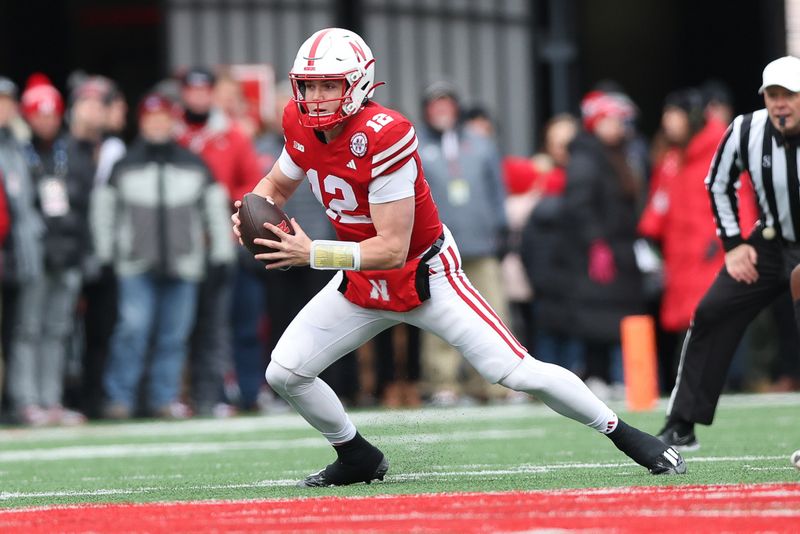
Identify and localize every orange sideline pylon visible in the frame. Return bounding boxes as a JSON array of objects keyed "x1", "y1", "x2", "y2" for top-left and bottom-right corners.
[{"x1": 620, "y1": 315, "x2": 659, "y2": 411}]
